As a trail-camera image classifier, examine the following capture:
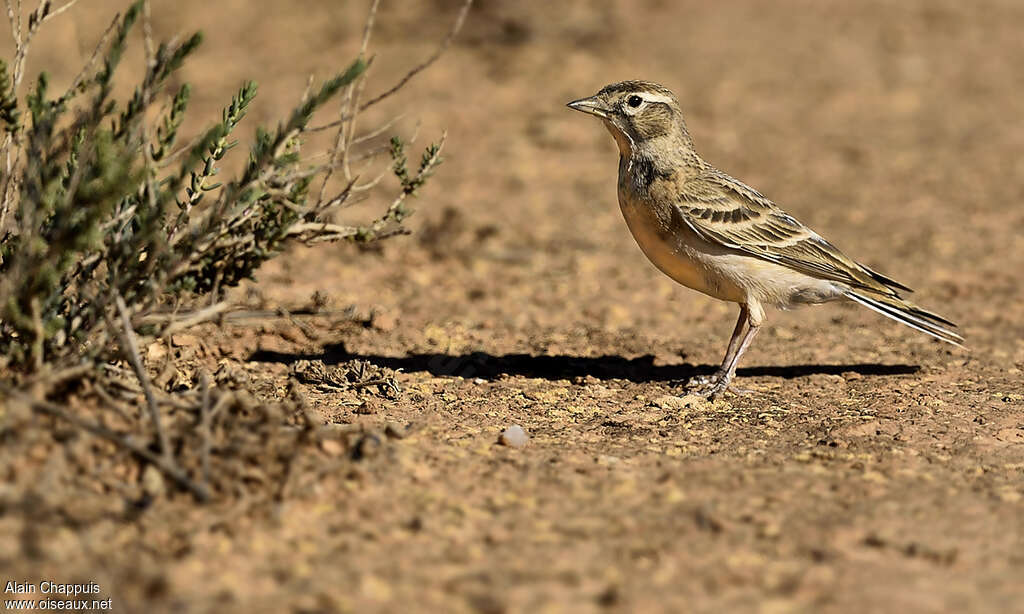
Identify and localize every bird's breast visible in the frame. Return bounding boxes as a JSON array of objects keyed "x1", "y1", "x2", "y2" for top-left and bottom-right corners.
[{"x1": 616, "y1": 185, "x2": 746, "y2": 303}]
